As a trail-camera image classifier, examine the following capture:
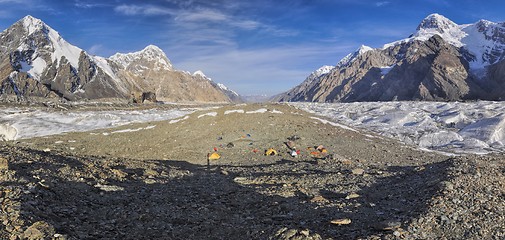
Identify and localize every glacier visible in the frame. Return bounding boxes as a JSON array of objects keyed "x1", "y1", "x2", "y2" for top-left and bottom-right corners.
[{"x1": 293, "y1": 101, "x2": 505, "y2": 155}]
